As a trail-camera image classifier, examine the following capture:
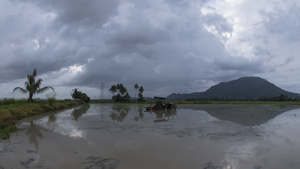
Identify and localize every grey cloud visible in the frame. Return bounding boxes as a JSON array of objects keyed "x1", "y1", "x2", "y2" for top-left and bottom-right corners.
[
  {"x1": 1, "y1": 0, "x2": 300, "y2": 99},
  {"x1": 203, "y1": 13, "x2": 233, "y2": 33},
  {"x1": 215, "y1": 56, "x2": 264, "y2": 73},
  {"x1": 61, "y1": 0, "x2": 243, "y2": 96},
  {"x1": 261, "y1": 5, "x2": 300, "y2": 42},
  {"x1": 0, "y1": 0, "x2": 119, "y2": 81},
  {"x1": 26, "y1": 0, "x2": 119, "y2": 27}
]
